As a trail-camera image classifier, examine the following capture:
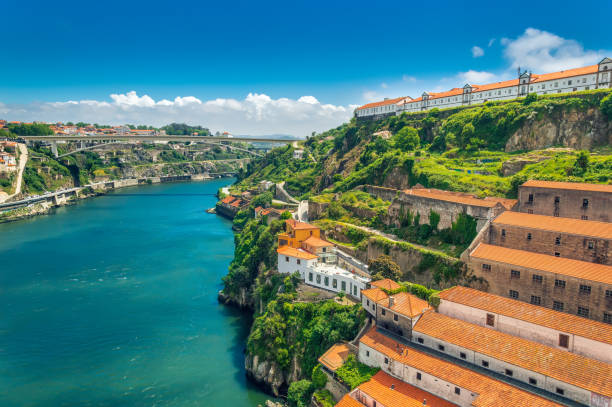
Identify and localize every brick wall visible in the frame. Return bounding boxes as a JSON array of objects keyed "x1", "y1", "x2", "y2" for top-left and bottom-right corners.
[{"x1": 518, "y1": 186, "x2": 611, "y2": 222}]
